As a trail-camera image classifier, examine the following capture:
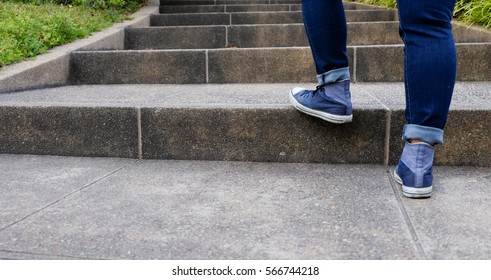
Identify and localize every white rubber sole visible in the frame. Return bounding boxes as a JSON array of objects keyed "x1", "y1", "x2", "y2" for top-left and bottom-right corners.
[
  {"x1": 394, "y1": 170, "x2": 432, "y2": 198},
  {"x1": 289, "y1": 90, "x2": 352, "y2": 124}
]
